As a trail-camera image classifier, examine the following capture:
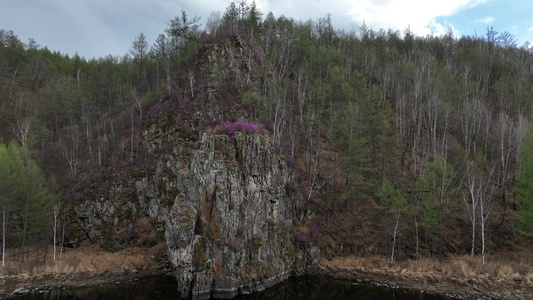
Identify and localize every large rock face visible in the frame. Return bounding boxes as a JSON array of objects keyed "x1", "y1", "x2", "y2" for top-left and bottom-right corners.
[
  {"x1": 76, "y1": 128, "x2": 315, "y2": 298},
  {"x1": 142, "y1": 131, "x2": 312, "y2": 298}
]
